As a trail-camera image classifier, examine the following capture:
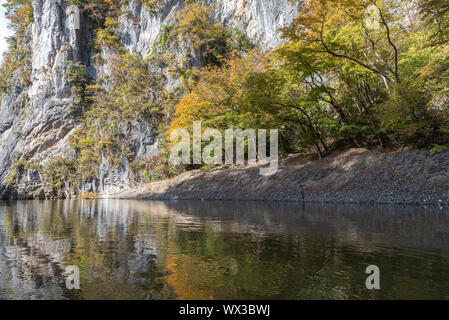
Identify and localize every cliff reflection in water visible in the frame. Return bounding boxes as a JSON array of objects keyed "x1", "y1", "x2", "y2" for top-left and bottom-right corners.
[{"x1": 1, "y1": 200, "x2": 449, "y2": 299}]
